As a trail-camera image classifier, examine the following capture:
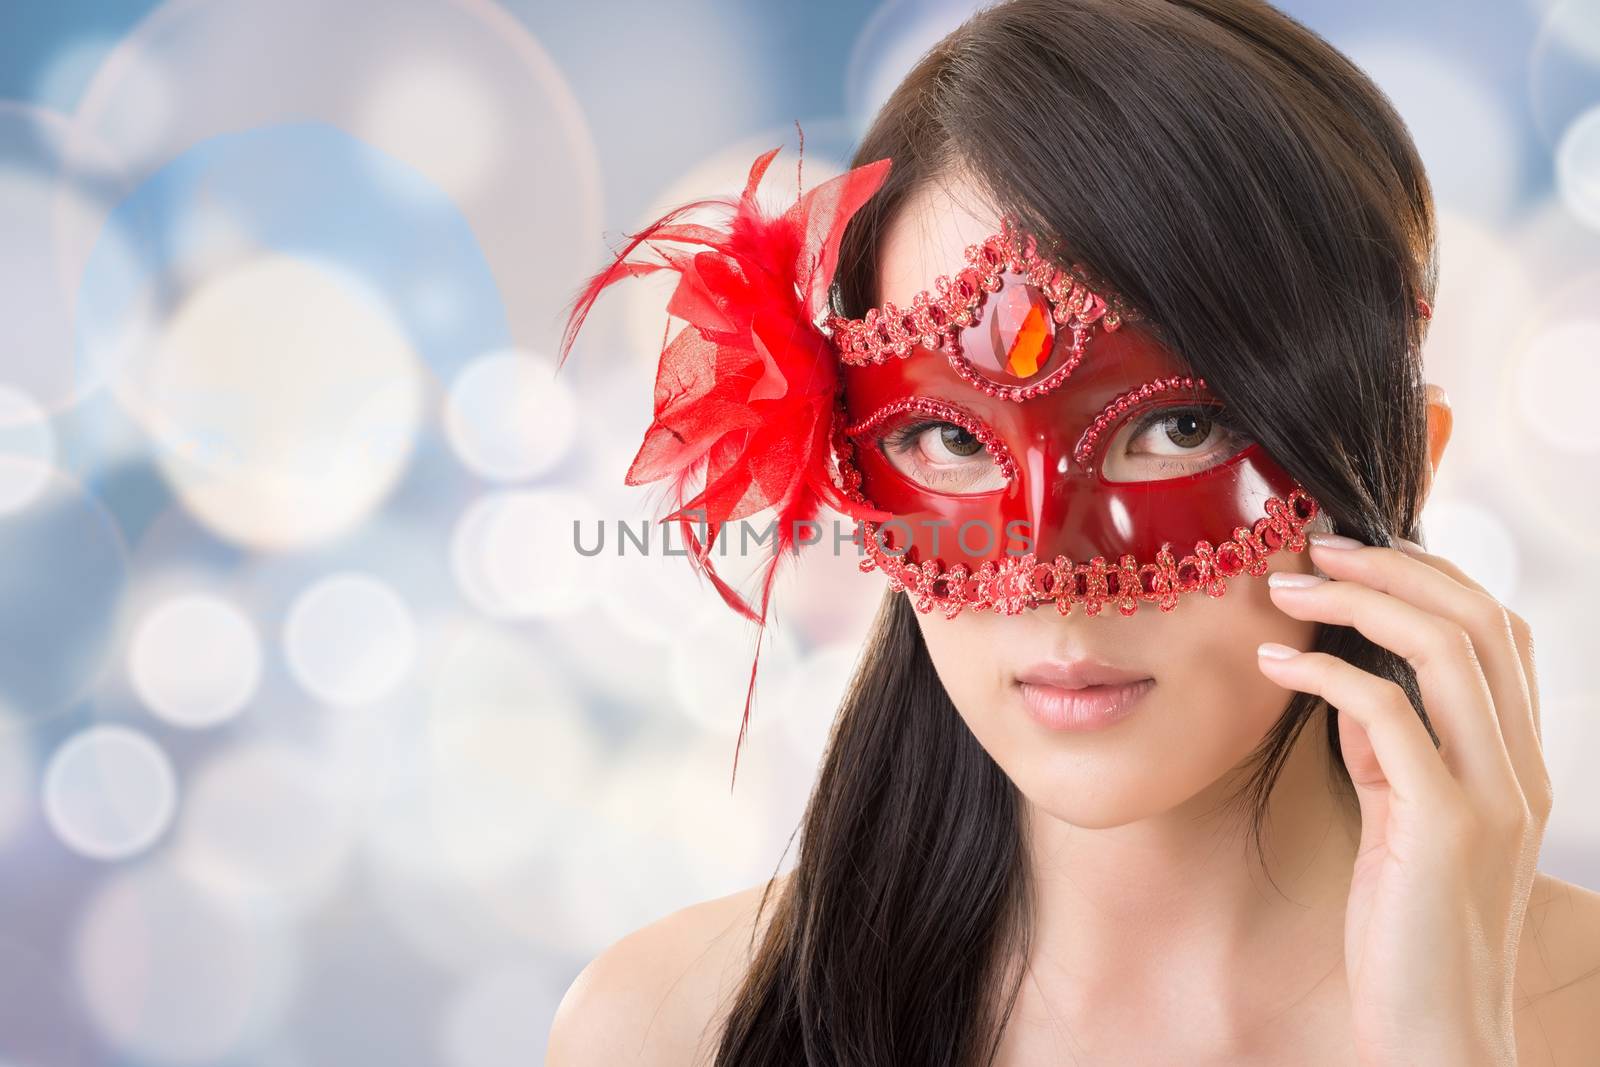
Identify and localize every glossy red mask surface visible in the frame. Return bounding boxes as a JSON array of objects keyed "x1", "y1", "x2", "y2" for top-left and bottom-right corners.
[{"x1": 824, "y1": 218, "x2": 1320, "y2": 618}]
